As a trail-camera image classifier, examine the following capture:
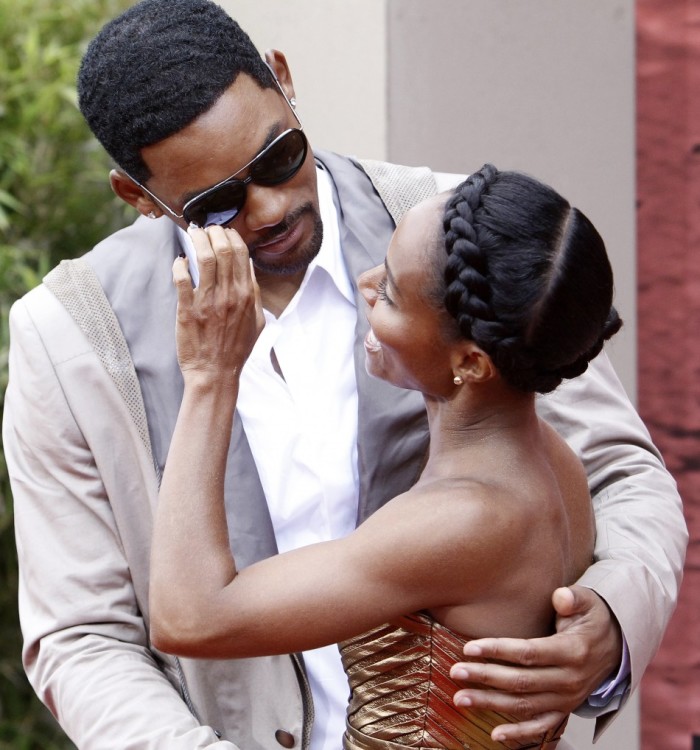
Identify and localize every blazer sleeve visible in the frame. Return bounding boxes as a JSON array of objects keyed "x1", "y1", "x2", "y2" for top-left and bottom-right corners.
[
  {"x1": 3, "y1": 295, "x2": 240, "y2": 750},
  {"x1": 536, "y1": 351, "x2": 687, "y2": 724}
]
